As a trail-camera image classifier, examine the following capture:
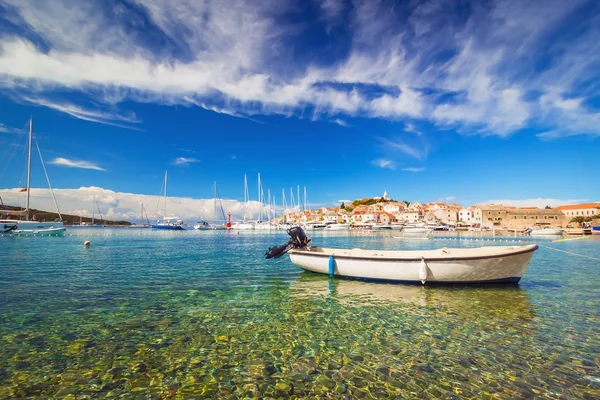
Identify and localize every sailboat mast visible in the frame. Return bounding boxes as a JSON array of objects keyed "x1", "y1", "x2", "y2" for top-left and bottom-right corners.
[
  {"x1": 92, "y1": 195, "x2": 95, "y2": 224},
  {"x1": 244, "y1": 174, "x2": 248, "y2": 221},
  {"x1": 304, "y1": 187, "x2": 307, "y2": 211},
  {"x1": 25, "y1": 118, "x2": 33, "y2": 220},
  {"x1": 213, "y1": 181, "x2": 217, "y2": 223},
  {"x1": 267, "y1": 189, "x2": 271, "y2": 222},
  {"x1": 164, "y1": 170, "x2": 168, "y2": 216},
  {"x1": 297, "y1": 186, "x2": 300, "y2": 211},
  {"x1": 258, "y1": 173, "x2": 262, "y2": 222}
]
